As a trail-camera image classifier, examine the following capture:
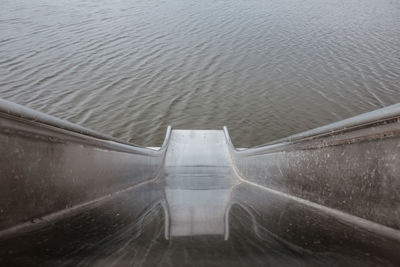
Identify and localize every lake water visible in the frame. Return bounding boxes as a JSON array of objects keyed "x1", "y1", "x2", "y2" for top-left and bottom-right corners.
[{"x1": 1, "y1": 0, "x2": 399, "y2": 147}]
